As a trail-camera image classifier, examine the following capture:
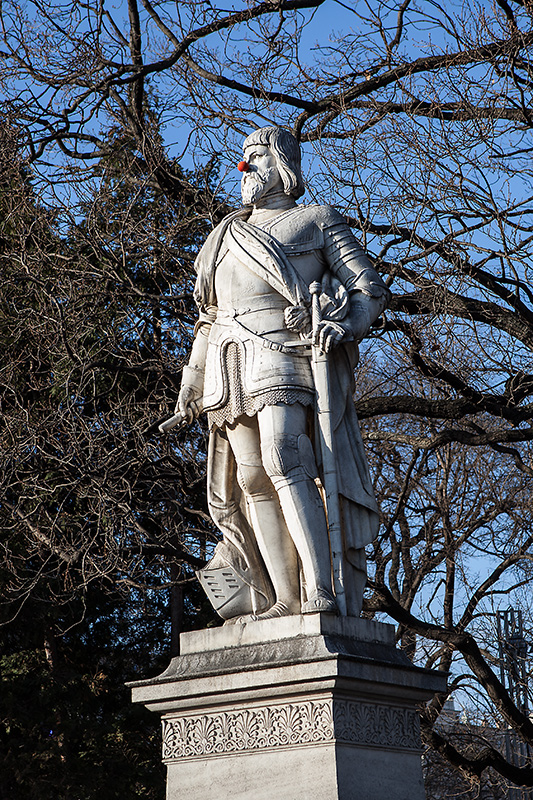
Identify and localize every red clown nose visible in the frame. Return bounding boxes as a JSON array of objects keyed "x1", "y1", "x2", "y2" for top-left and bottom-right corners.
[{"x1": 237, "y1": 160, "x2": 250, "y2": 172}]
